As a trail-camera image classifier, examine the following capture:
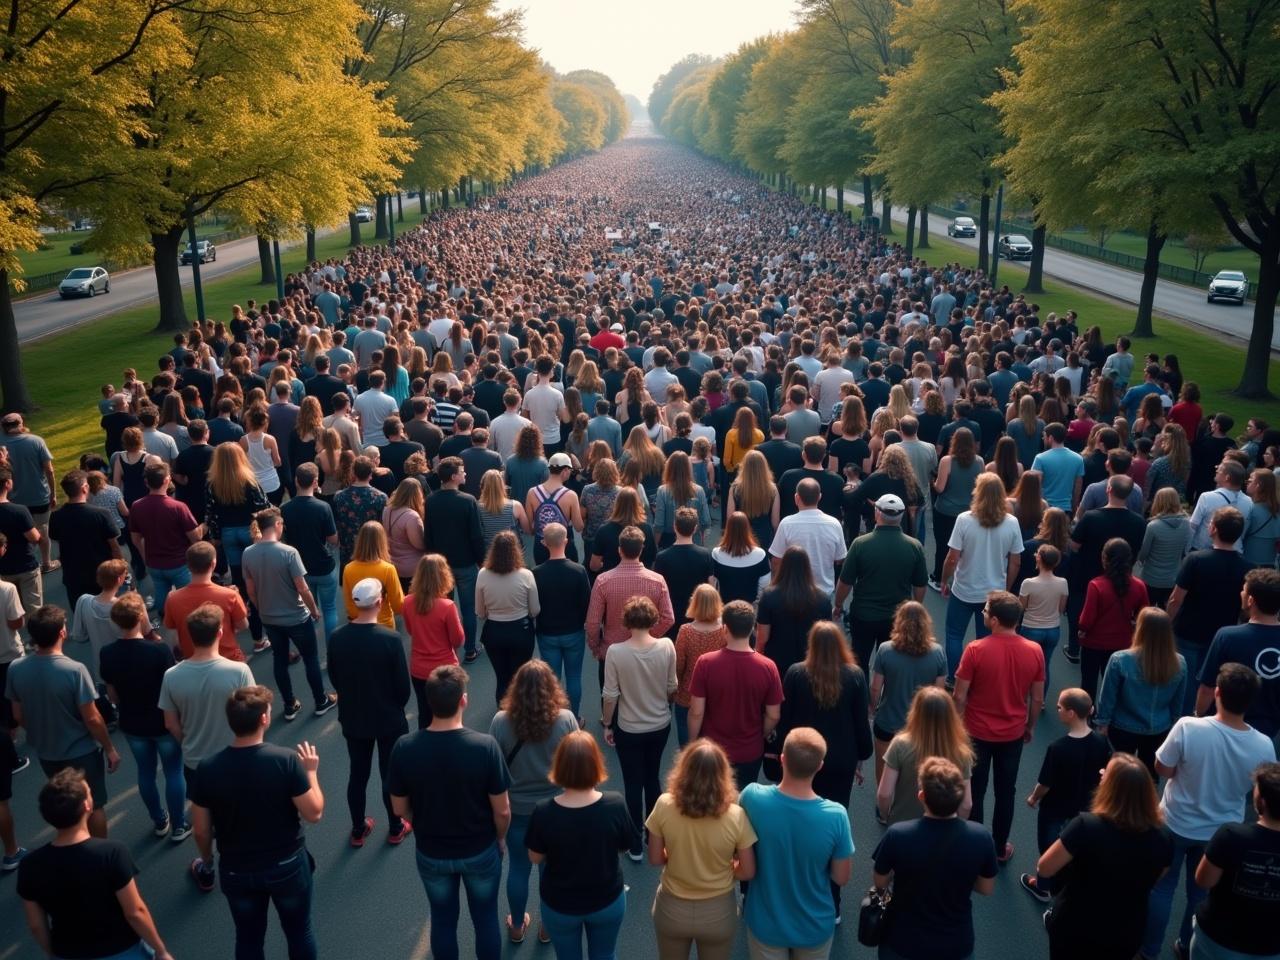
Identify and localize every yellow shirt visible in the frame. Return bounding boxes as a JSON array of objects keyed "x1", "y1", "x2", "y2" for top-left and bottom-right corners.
[
  {"x1": 341, "y1": 560, "x2": 404, "y2": 629},
  {"x1": 645, "y1": 793, "x2": 757, "y2": 899},
  {"x1": 723, "y1": 428, "x2": 763, "y2": 473}
]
